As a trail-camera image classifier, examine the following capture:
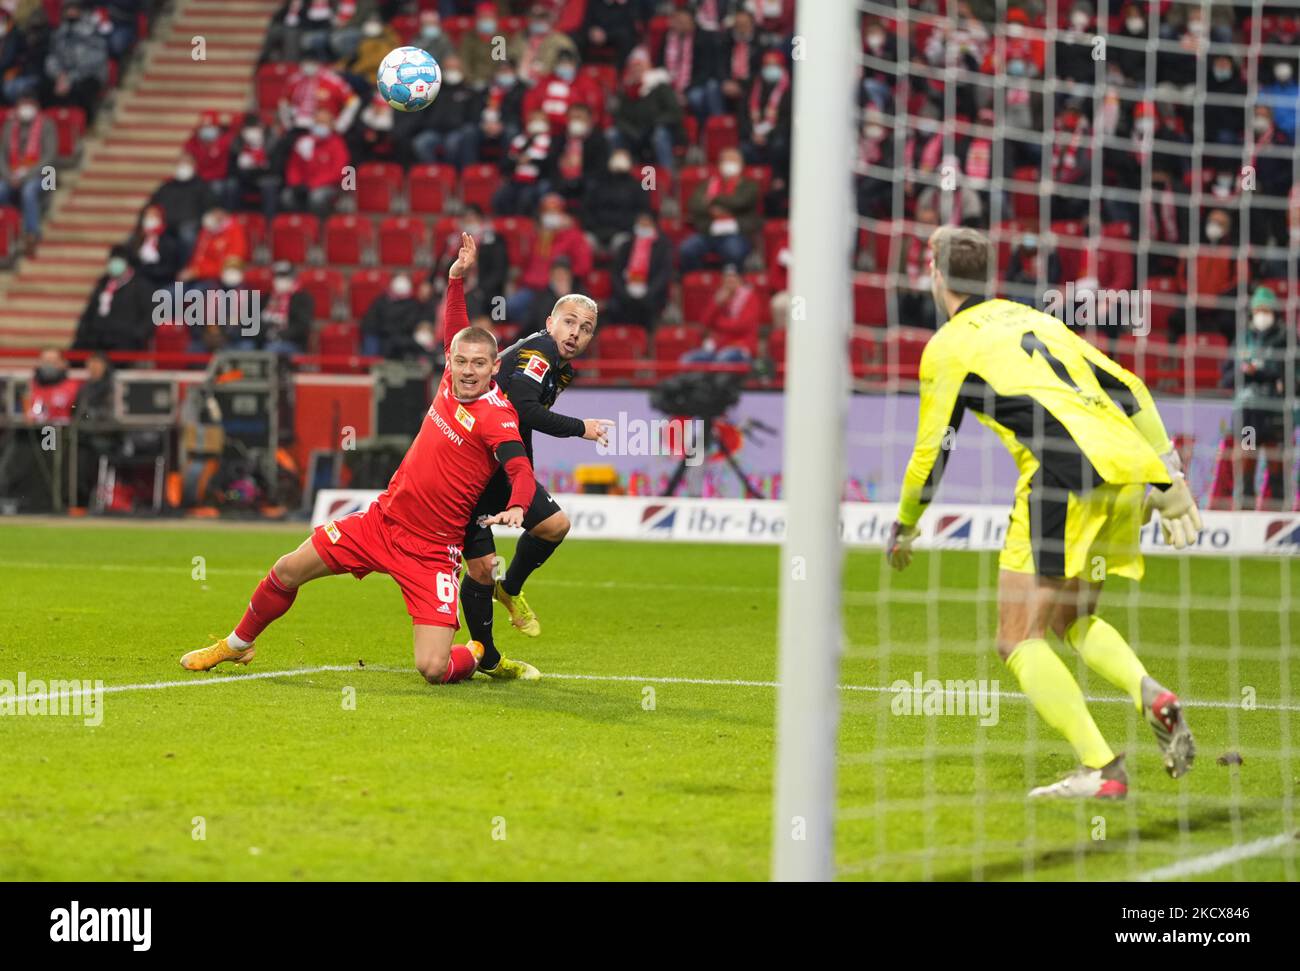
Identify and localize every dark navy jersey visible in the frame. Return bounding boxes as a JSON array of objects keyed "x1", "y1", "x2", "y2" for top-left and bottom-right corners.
[{"x1": 496, "y1": 329, "x2": 583, "y2": 459}]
